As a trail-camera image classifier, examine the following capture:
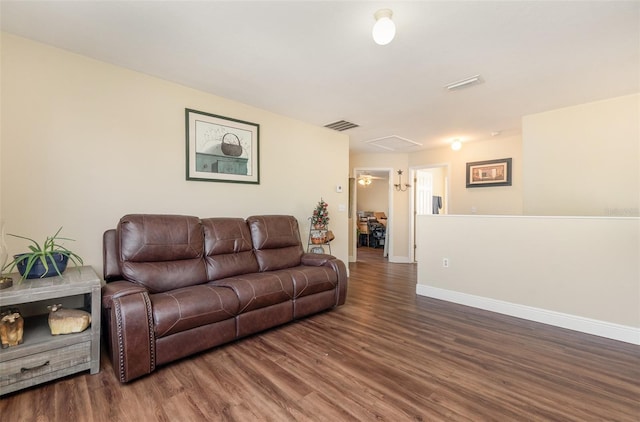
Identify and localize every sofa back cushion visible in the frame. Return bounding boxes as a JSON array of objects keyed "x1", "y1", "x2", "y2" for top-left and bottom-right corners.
[
  {"x1": 202, "y1": 218, "x2": 259, "y2": 280},
  {"x1": 247, "y1": 215, "x2": 304, "y2": 271},
  {"x1": 118, "y1": 214, "x2": 207, "y2": 293}
]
